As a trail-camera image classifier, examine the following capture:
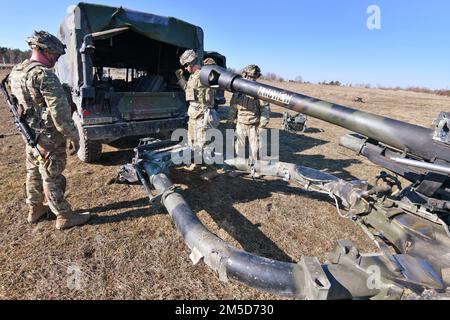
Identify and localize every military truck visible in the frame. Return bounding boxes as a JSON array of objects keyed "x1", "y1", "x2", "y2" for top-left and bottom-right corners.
[{"x1": 56, "y1": 3, "x2": 226, "y2": 162}]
